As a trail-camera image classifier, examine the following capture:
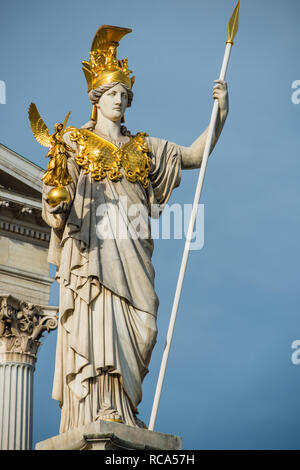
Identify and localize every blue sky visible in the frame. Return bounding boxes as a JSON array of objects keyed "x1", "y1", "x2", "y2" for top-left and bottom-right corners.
[{"x1": 1, "y1": 0, "x2": 300, "y2": 450}]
